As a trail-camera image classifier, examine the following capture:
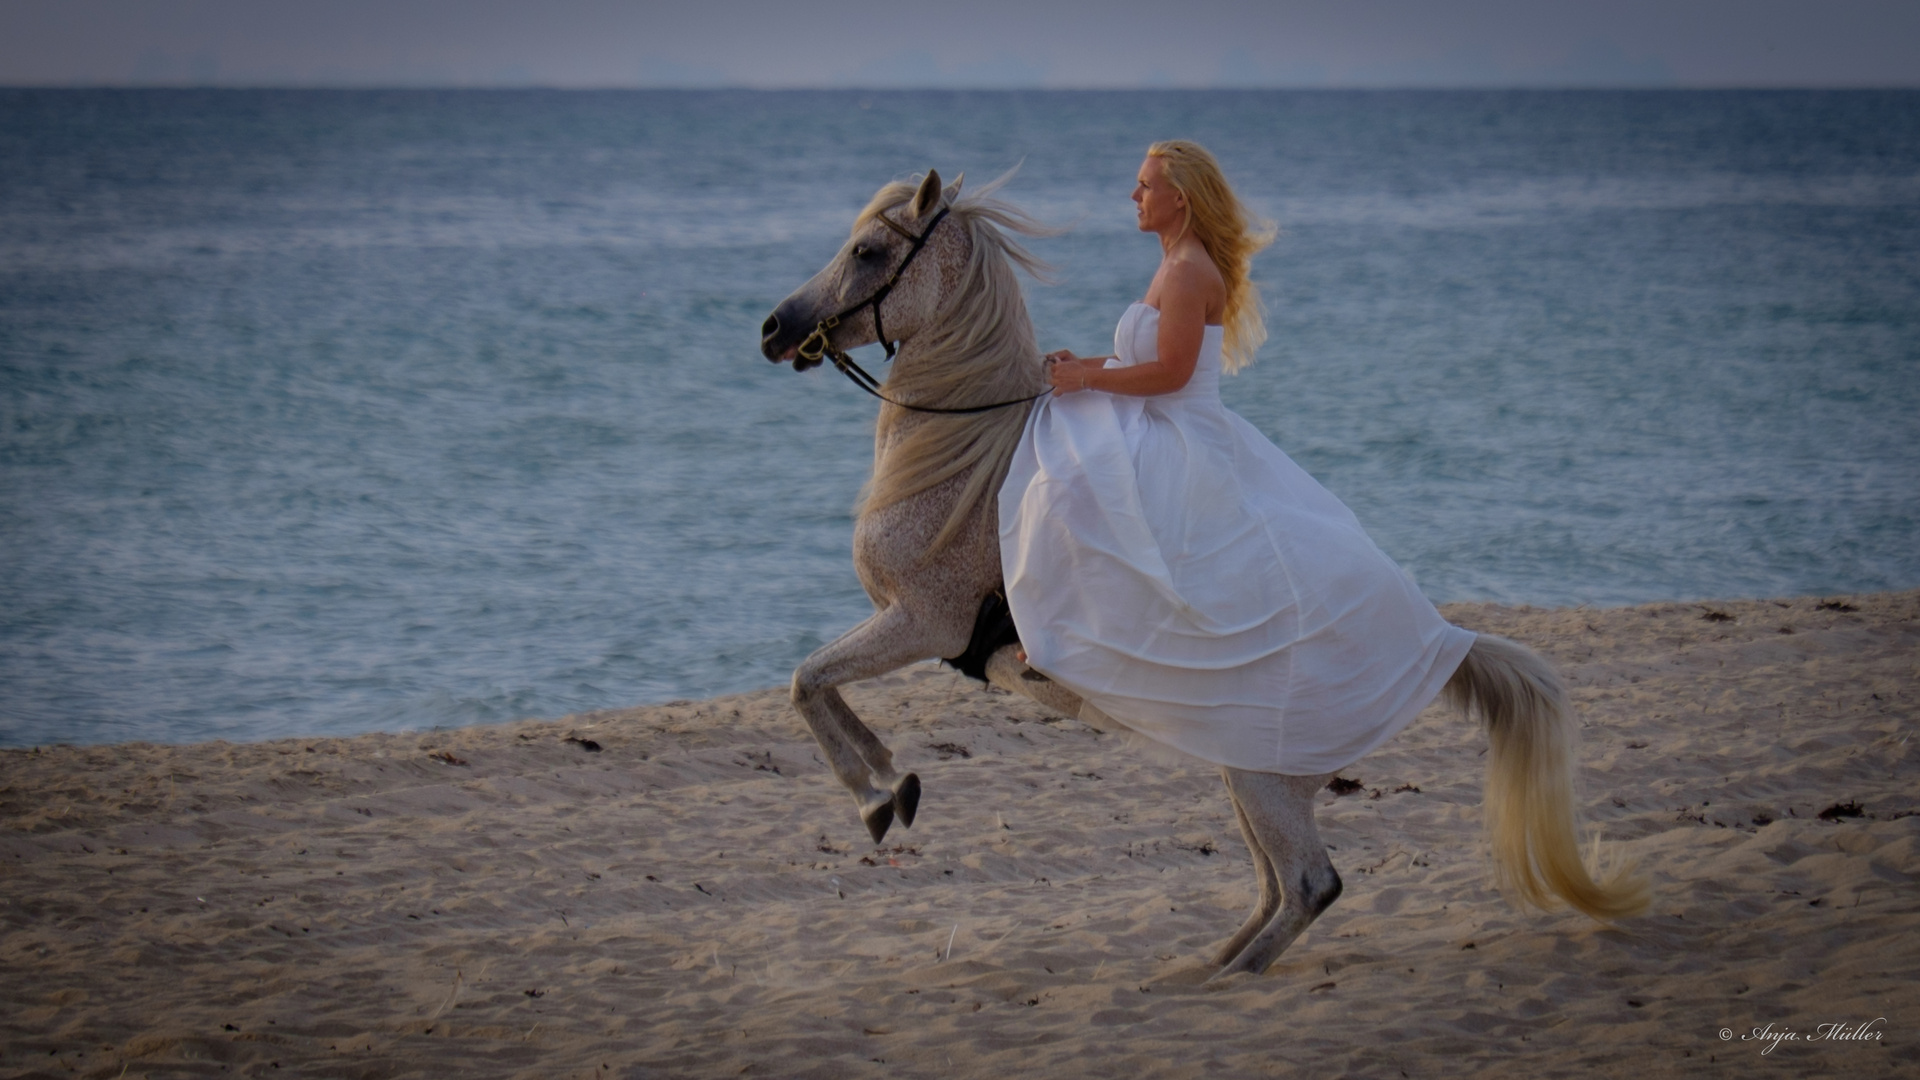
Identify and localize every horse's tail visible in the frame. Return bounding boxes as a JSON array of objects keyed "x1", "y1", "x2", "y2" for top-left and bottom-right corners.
[{"x1": 1444, "y1": 633, "x2": 1650, "y2": 920}]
